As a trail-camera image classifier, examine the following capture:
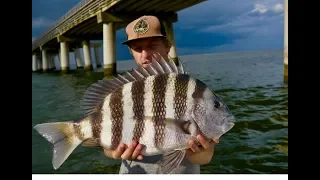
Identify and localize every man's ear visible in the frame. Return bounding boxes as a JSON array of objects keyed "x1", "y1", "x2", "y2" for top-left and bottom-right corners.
[{"x1": 166, "y1": 39, "x2": 172, "y2": 54}]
